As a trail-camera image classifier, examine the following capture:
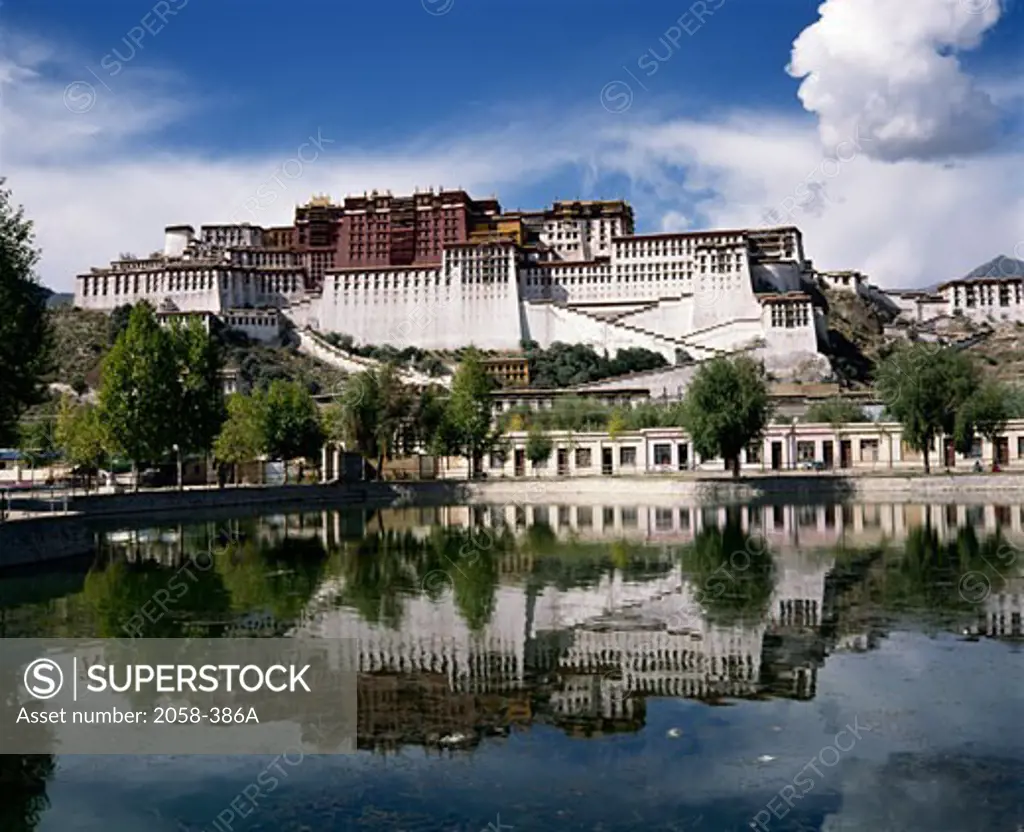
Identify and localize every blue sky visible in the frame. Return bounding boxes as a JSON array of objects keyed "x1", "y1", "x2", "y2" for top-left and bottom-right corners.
[{"x1": 1, "y1": 0, "x2": 1022, "y2": 291}]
